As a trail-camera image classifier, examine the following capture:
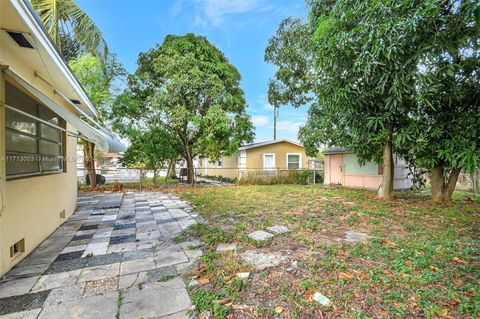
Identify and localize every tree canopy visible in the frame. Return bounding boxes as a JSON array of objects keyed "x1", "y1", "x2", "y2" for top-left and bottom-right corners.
[
  {"x1": 68, "y1": 53, "x2": 126, "y2": 122},
  {"x1": 120, "y1": 128, "x2": 183, "y2": 184},
  {"x1": 267, "y1": 0, "x2": 480, "y2": 201},
  {"x1": 112, "y1": 33, "x2": 254, "y2": 183}
]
